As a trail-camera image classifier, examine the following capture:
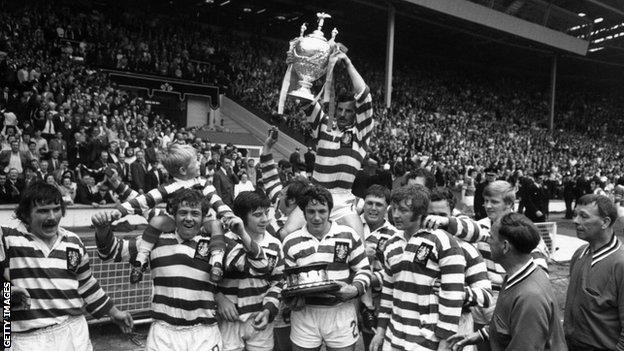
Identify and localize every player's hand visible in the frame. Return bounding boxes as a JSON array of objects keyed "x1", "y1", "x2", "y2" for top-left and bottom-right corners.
[
  {"x1": 330, "y1": 281, "x2": 358, "y2": 301},
  {"x1": 92, "y1": 211, "x2": 115, "y2": 228},
  {"x1": 446, "y1": 332, "x2": 482, "y2": 351},
  {"x1": 215, "y1": 293, "x2": 239, "y2": 322},
  {"x1": 252, "y1": 309, "x2": 270, "y2": 330},
  {"x1": 109, "y1": 307, "x2": 134, "y2": 334},
  {"x1": 431, "y1": 279, "x2": 441, "y2": 294},
  {"x1": 329, "y1": 50, "x2": 349, "y2": 66},
  {"x1": 223, "y1": 216, "x2": 244, "y2": 236},
  {"x1": 536, "y1": 210, "x2": 544, "y2": 217},
  {"x1": 11, "y1": 286, "x2": 31, "y2": 311},
  {"x1": 423, "y1": 215, "x2": 450, "y2": 230},
  {"x1": 369, "y1": 330, "x2": 384, "y2": 351},
  {"x1": 264, "y1": 127, "x2": 278, "y2": 149}
]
